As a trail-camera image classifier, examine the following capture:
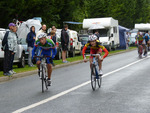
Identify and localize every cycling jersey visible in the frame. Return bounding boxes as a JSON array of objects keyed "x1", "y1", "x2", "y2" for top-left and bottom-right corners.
[
  {"x1": 32, "y1": 38, "x2": 57, "y2": 64},
  {"x1": 82, "y1": 40, "x2": 108, "y2": 59},
  {"x1": 136, "y1": 35, "x2": 143, "y2": 44},
  {"x1": 143, "y1": 33, "x2": 150, "y2": 44}
]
